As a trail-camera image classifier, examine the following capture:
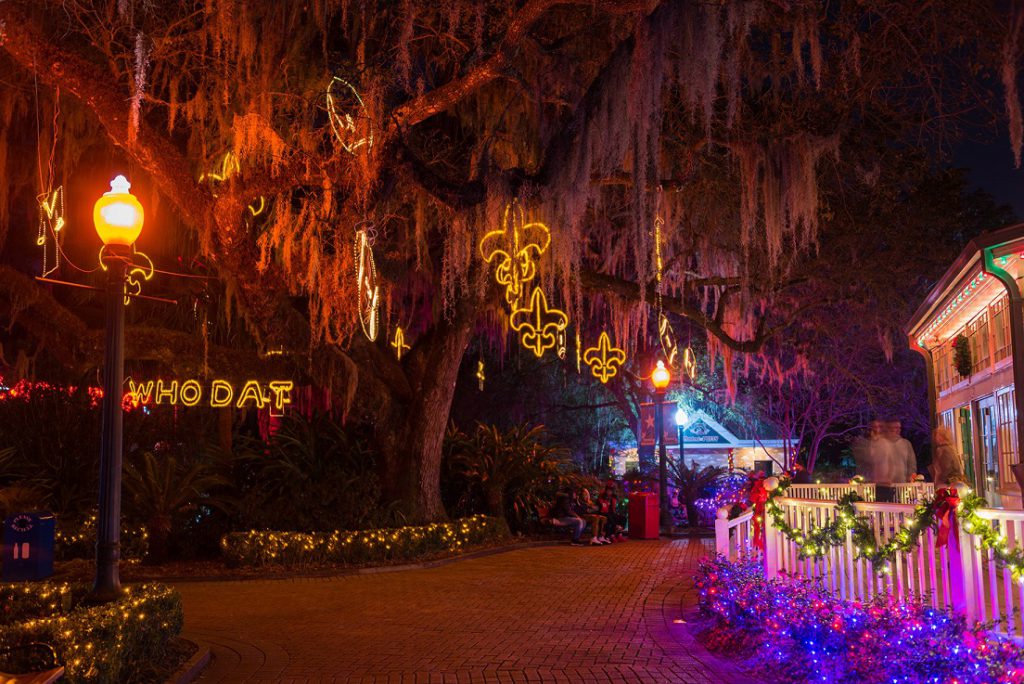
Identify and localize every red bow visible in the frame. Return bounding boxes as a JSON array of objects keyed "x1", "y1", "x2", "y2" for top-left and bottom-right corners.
[
  {"x1": 934, "y1": 487, "x2": 960, "y2": 549},
  {"x1": 749, "y1": 479, "x2": 769, "y2": 550}
]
